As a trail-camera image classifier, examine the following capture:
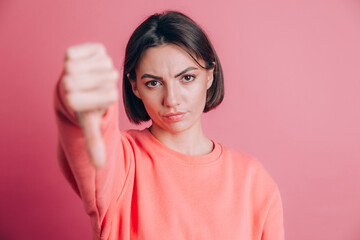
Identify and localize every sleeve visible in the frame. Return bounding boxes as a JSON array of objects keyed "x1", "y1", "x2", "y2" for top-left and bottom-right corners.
[
  {"x1": 261, "y1": 186, "x2": 285, "y2": 240},
  {"x1": 53, "y1": 70, "x2": 135, "y2": 239}
]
